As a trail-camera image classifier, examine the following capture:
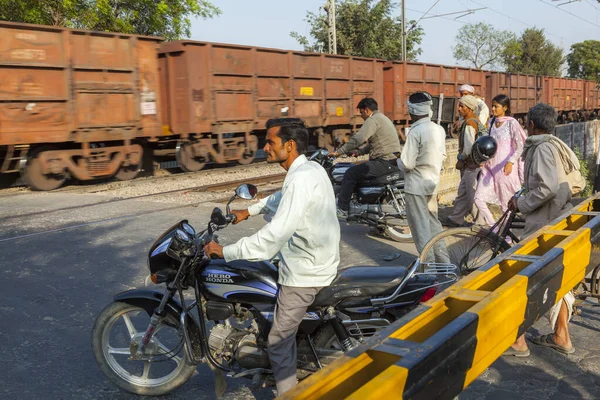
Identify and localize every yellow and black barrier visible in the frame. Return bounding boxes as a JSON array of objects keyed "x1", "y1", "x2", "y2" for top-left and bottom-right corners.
[{"x1": 282, "y1": 194, "x2": 600, "y2": 400}]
